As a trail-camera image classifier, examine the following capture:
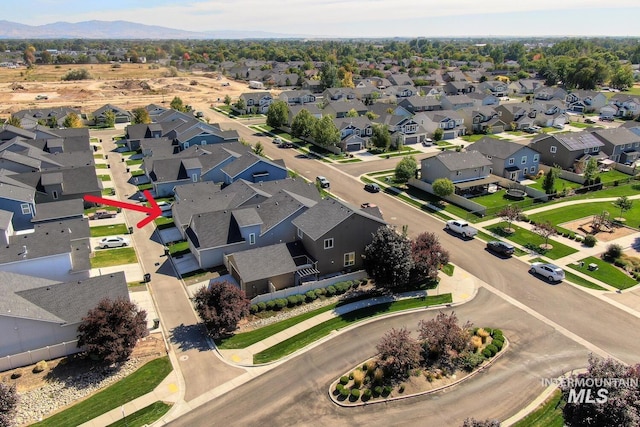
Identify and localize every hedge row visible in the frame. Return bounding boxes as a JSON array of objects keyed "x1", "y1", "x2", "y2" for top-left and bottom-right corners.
[{"x1": 249, "y1": 280, "x2": 362, "y2": 314}]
